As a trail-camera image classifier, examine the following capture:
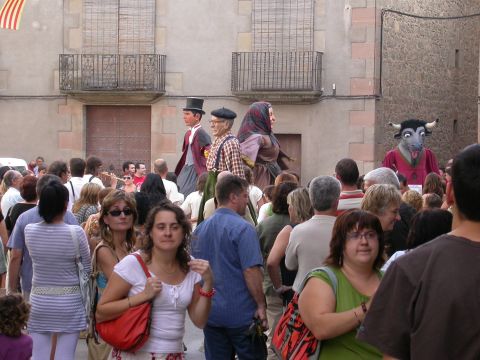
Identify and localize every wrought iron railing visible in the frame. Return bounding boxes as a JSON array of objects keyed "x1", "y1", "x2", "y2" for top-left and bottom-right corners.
[
  {"x1": 231, "y1": 51, "x2": 322, "y2": 93},
  {"x1": 59, "y1": 54, "x2": 166, "y2": 92}
]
